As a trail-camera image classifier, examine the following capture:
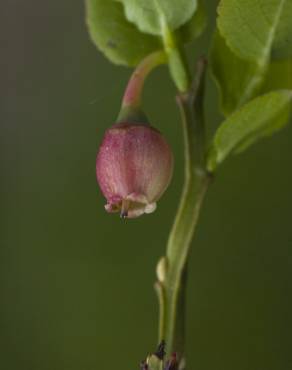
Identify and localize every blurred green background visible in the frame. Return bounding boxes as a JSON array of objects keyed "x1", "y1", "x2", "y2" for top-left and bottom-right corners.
[{"x1": 1, "y1": 1, "x2": 292, "y2": 370}]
